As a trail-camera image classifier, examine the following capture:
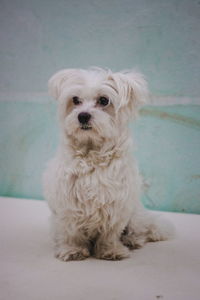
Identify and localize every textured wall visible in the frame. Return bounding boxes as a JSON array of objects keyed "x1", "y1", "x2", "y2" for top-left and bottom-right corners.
[
  {"x1": 0, "y1": 0, "x2": 200, "y2": 98},
  {"x1": 0, "y1": 0, "x2": 200, "y2": 213}
]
